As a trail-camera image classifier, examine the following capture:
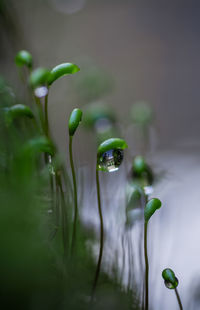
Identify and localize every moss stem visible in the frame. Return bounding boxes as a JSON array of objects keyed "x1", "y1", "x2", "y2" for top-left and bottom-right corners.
[
  {"x1": 175, "y1": 287, "x2": 183, "y2": 310},
  {"x1": 69, "y1": 135, "x2": 78, "y2": 256},
  {"x1": 144, "y1": 221, "x2": 149, "y2": 310},
  {"x1": 91, "y1": 166, "x2": 104, "y2": 300}
]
